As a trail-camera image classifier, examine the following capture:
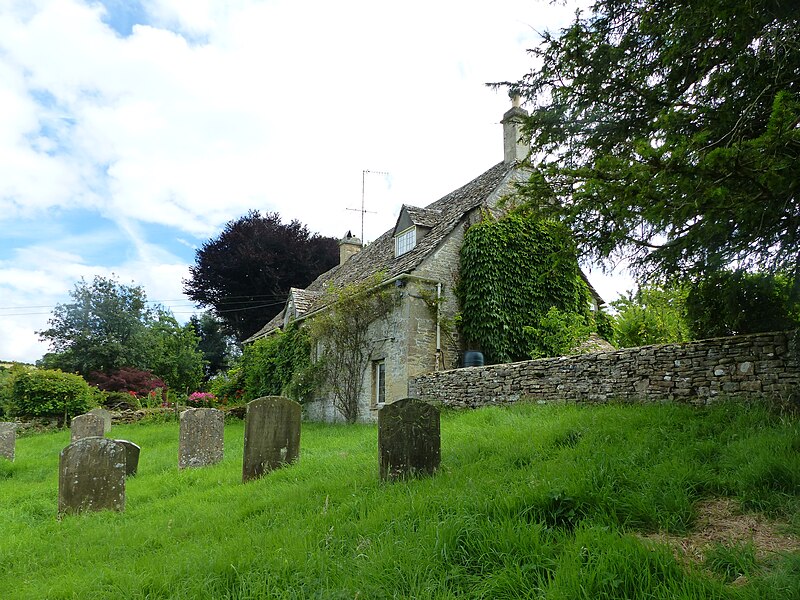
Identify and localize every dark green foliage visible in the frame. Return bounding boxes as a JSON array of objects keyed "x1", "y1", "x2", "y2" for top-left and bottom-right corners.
[
  {"x1": 184, "y1": 211, "x2": 339, "y2": 341},
  {"x1": 147, "y1": 314, "x2": 205, "y2": 393},
  {"x1": 190, "y1": 312, "x2": 239, "y2": 380},
  {"x1": 686, "y1": 269, "x2": 800, "y2": 338},
  {"x1": 457, "y1": 212, "x2": 592, "y2": 363},
  {"x1": 612, "y1": 284, "x2": 691, "y2": 347},
  {"x1": 208, "y1": 365, "x2": 245, "y2": 405},
  {"x1": 242, "y1": 324, "x2": 316, "y2": 402},
  {"x1": 500, "y1": 0, "x2": 800, "y2": 292},
  {"x1": 10, "y1": 369, "x2": 96, "y2": 419}
]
